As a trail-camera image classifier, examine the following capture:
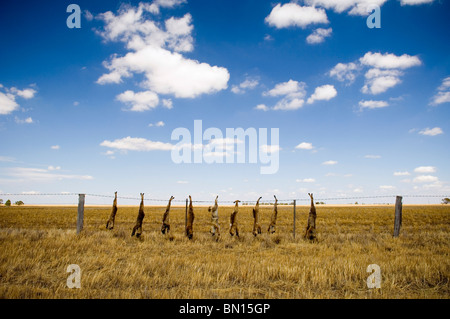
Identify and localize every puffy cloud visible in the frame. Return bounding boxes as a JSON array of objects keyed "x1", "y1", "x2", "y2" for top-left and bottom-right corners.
[
  {"x1": 329, "y1": 62, "x2": 360, "y2": 84},
  {"x1": 419, "y1": 127, "x2": 443, "y2": 136},
  {"x1": 254, "y1": 104, "x2": 269, "y2": 111},
  {"x1": 358, "y1": 100, "x2": 389, "y2": 110},
  {"x1": 307, "y1": 84, "x2": 337, "y2": 104},
  {"x1": 263, "y1": 80, "x2": 307, "y2": 111},
  {"x1": 162, "y1": 98, "x2": 173, "y2": 109},
  {"x1": 51, "y1": 145, "x2": 60, "y2": 150},
  {"x1": 96, "y1": 3, "x2": 229, "y2": 107},
  {"x1": 15, "y1": 117, "x2": 33, "y2": 124},
  {"x1": 100, "y1": 136, "x2": 174, "y2": 151},
  {"x1": 149, "y1": 121, "x2": 165, "y2": 127},
  {"x1": 265, "y1": 3, "x2": 329, "y2": 29},
  {"x1": 306, "y1": 28, "x2": 332, "y2": 44},
  {"x1": 430, "y1": 77, "x2": 450, "y2": 106},
  {"x1": 414, "y1": 166, "x2": 436, "y2": 173},
  {"x1": 364, "y1": 155, "x2": 381, "y2": 159},
  {"x1": 295, "y1": 142, "x2": 314, "y2": 150},
  {"x1": 305, "y1": 0, "x2": 389, "y2": 16},
  {"x1": 360, "y1": 52, "x2": 421, "y2": 69},
  {"x1": 413, "y1": 175, "x2": 438, "y2": 183},
  {"x1": 231, "y1": 78, "x2": 259, "y2": 94},
  {"x1": 0, "y1": 85, "x2": 37, "y2": 115},
  {"x1": 394, "y1": 171, "x2": 410, "y2": 176},
  {"x1": 116, "y1": 90, "x2": 159, "y2": 112},
  {"x1": 361, "y1": 69, "x2": 403, "y2": 94},
  {"x1": 0, "y1": 92, "x2": 19, "y2": 115},
  {"x1": 379, "y1": 185, "x2": 395, "y2": 190},
  {"x1": 322, "y1": 160, "x2": 338, "y2": 165}
]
